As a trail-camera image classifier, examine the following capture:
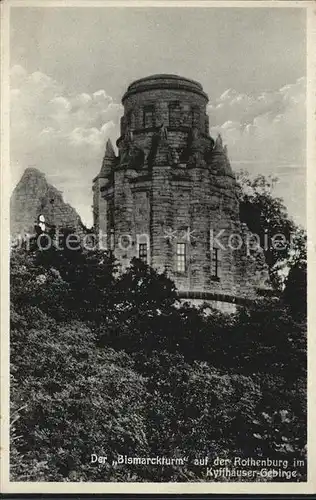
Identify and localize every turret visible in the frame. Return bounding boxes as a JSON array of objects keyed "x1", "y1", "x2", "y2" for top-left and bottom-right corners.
[
  {"x1": 94, "y1": 139, "x2": 116, "y2": 181},
  {"x1": 208, "y1": 134, "x2": 234, "y2": 177},
  {"x1": 92, "y1": 139, "x2": 117, "y2": 235}
]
